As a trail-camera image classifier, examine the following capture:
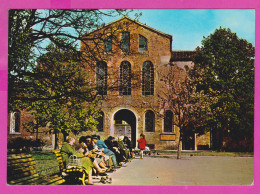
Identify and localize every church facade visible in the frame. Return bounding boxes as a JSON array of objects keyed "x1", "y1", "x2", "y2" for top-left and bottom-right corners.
[
  {"x1": 80, "y1": 17, "x2": 198, "y2": 149},
  {"x1": 8, "y1": 17, "x2": 210, "y2": 150}
]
